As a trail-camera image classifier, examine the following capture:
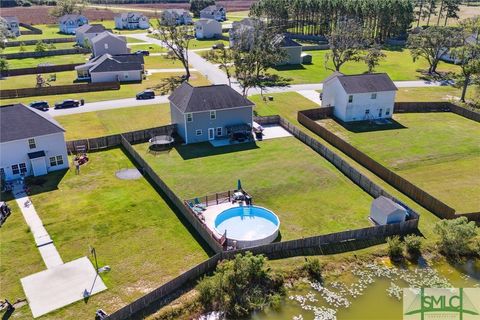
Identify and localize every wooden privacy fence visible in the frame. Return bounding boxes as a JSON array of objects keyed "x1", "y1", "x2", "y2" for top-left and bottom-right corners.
[
  {"x1": 4, "y1": 37, "x2": 75, "y2": 47},
  {"x1": 394, "y1": 102, "x2": 480, "y2": 123},
  {"x1": 66, "y1": 124, "x2": 176, "y2": 154},
  {"x1": 1, "y1": 63, "x2": 83, "y2": 77},
  {"x1": 0, "y1": 81, "x2": 119, "y2": 99},
  {"x1": 1, "y1": 47, "x2": 90, "y2": 59},
  {"x1": 19, "y1": 23, "x2": 42, "y2": 35}
]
